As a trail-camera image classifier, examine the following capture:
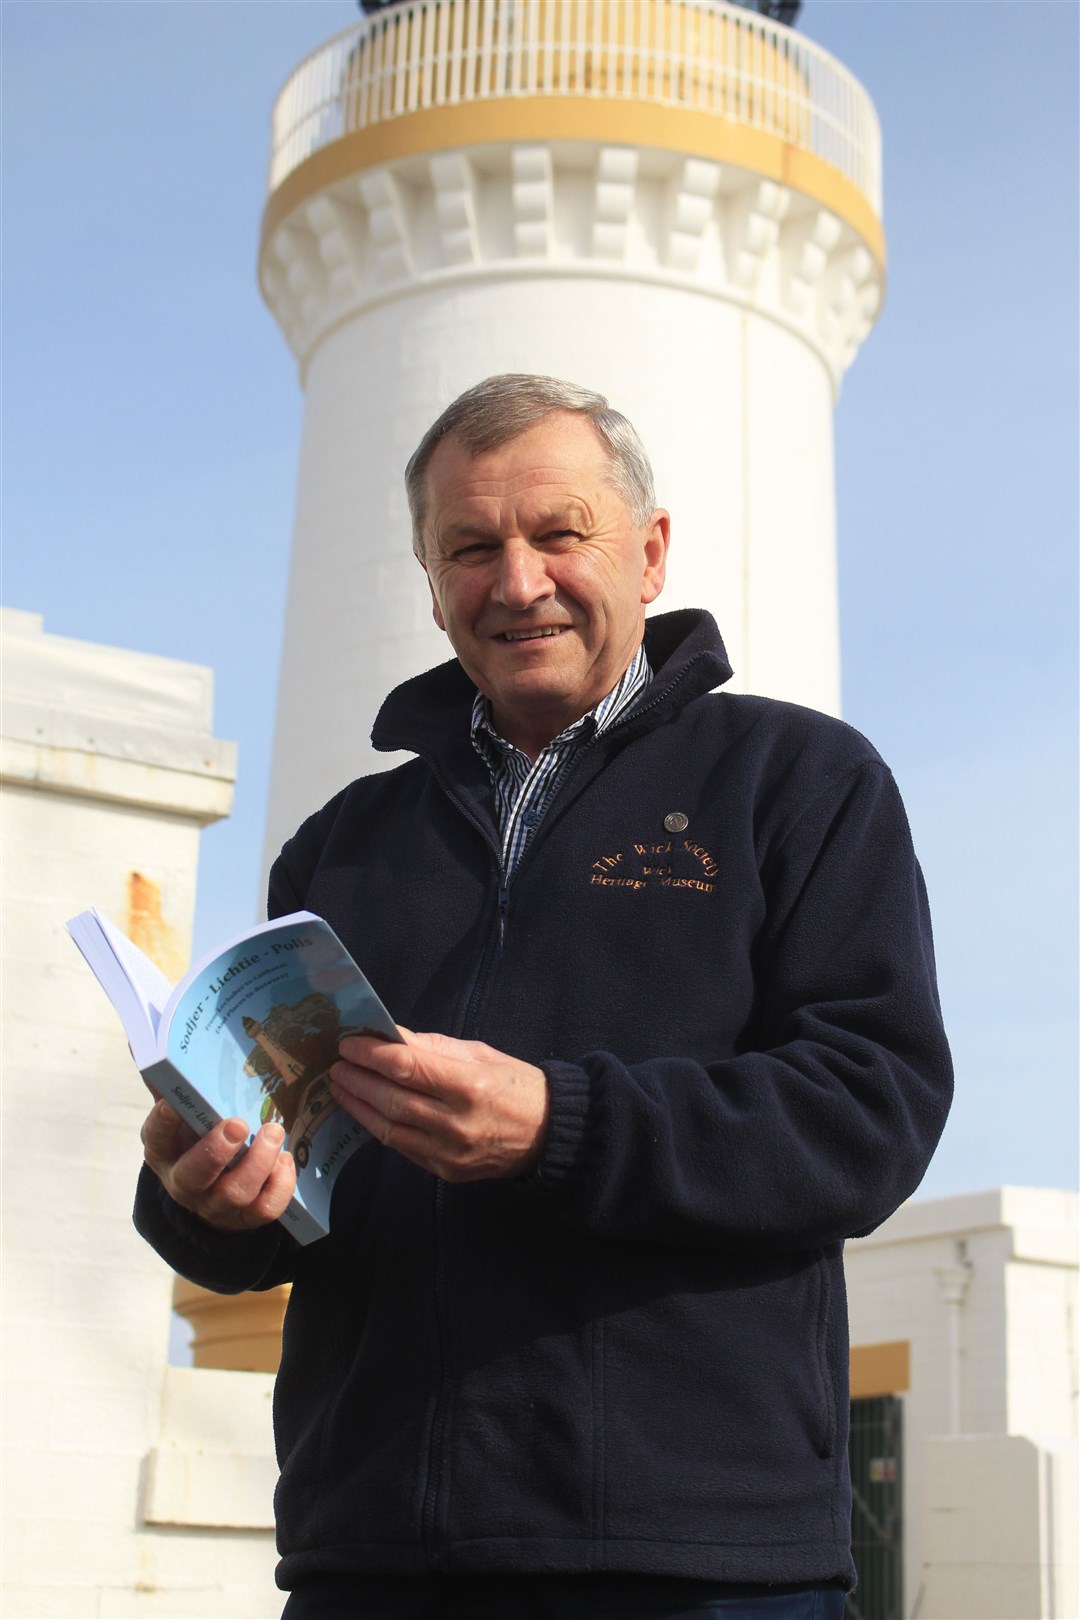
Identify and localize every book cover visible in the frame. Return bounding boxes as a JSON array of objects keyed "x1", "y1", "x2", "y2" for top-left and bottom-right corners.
[{"x1": 67, "y1": 908, "x2": 400, "y2": 1244}]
